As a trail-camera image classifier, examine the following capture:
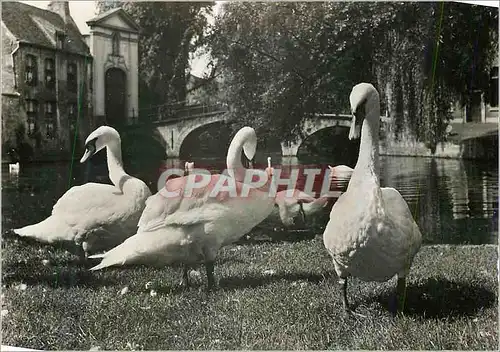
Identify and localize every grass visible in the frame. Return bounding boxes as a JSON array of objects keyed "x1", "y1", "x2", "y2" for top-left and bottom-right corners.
[{"x1": 1, "y1": 234, "x2": 498, "y2": 350}]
